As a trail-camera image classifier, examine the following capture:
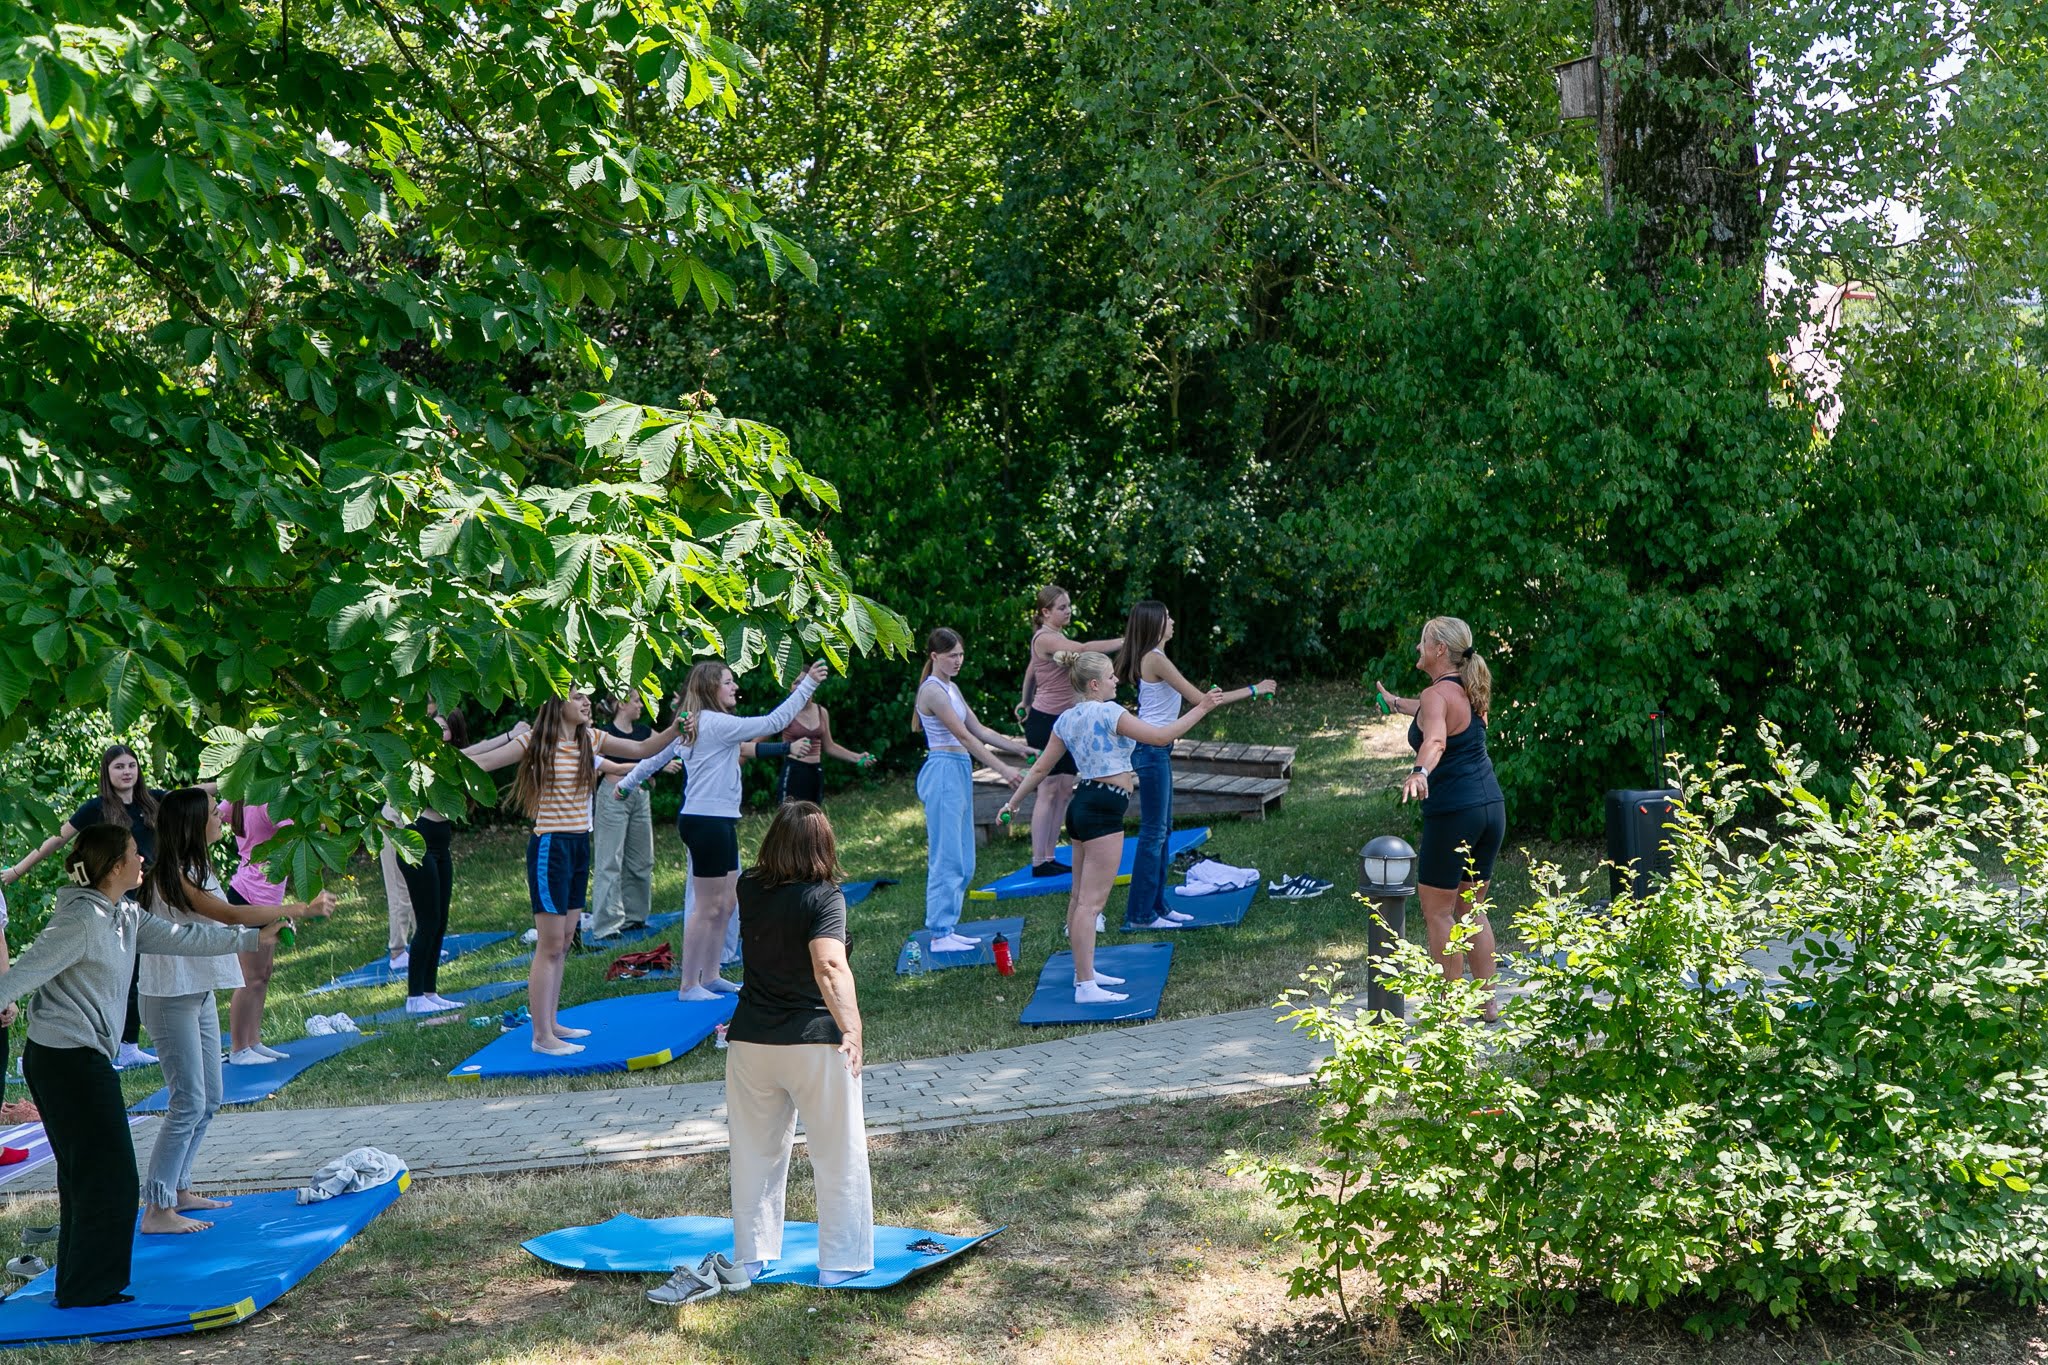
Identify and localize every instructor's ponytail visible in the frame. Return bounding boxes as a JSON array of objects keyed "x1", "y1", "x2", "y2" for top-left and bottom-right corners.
[{"x1": 1424, "y1": 616, "x2": 1492, "y2": 717}]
